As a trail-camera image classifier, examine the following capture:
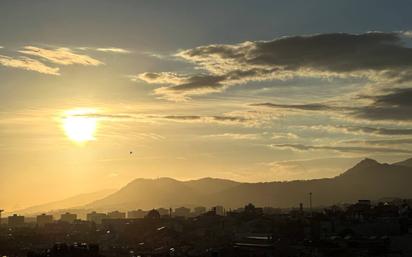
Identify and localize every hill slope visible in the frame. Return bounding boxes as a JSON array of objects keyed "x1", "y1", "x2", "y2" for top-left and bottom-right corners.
[
  {"x1": 393, "y1": 157, "x2": 412, "y2": 168},
  {"x1": 84, "y1": 157, "x2": 412, "y2": 210},
  {"x1": 86, "y1": 178, "x2": 209, "y2": 211},
  {"x1": 9, "y1": 189, "x2": 116, "y2": 215}
]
